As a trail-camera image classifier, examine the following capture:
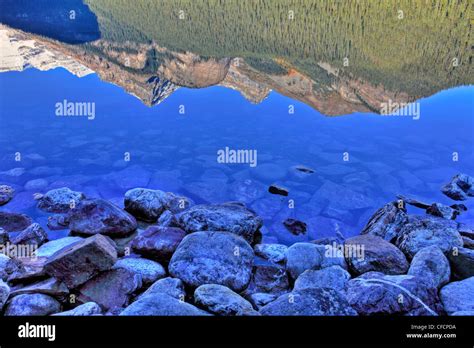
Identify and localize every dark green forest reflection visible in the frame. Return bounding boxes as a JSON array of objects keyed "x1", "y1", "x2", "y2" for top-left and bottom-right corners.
[{"x1": 85, "y1": 0, "x2": 473, "y2": 96}]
